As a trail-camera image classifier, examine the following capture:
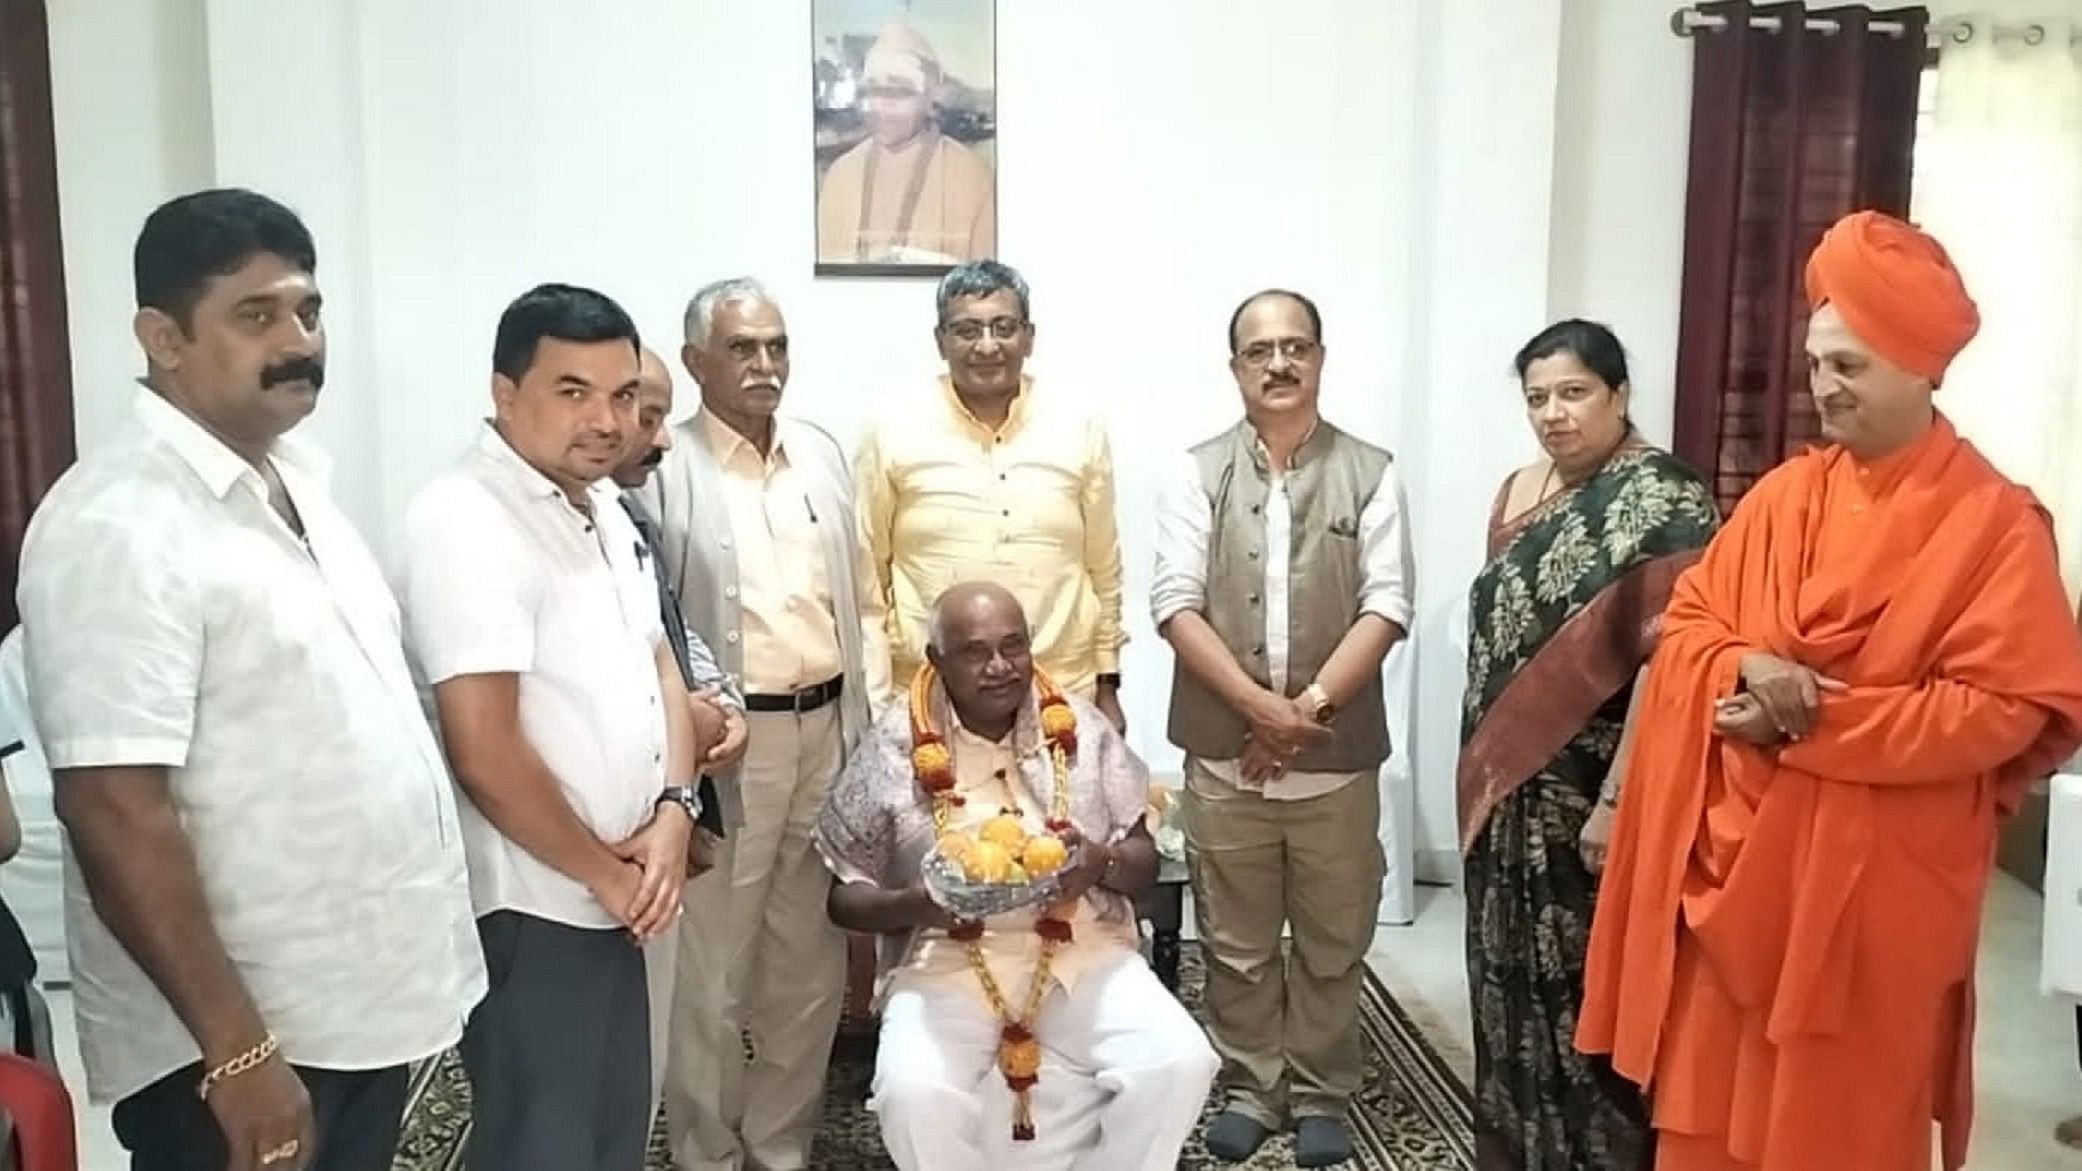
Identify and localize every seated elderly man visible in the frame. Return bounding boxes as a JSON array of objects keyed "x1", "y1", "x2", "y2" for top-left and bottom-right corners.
[{"x1": 816, "y1": 581, "x2": 1215, "y2": 1170}]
